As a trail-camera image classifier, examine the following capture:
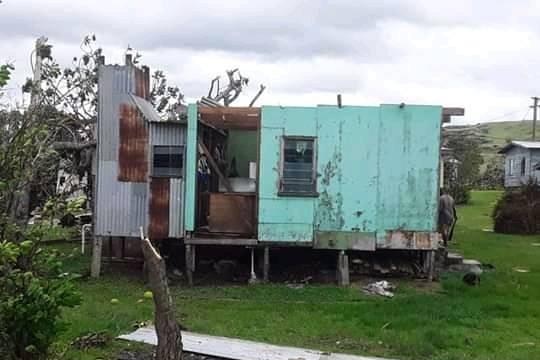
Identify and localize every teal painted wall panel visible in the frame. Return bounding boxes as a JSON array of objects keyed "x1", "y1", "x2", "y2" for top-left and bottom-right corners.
[
  {"x1": 258, "y1": 223, "x2": 313, "y2": 242},
  {"x1": 258, "y1": 104, "x2": 442, "y2": 244},
  {"x1": 315, "y1": 106, "x2": 380, "y2": 233},
  {"x1": 184, "y1": 104, "x2": 198, "y2": 232},
  {"x1": 258, "y1": 198, "x2": 315, "y2": 224},
  {"x1": 376, "y1": 105, "x2": 441, "y2": 236},
  {"x1": 258, "y1": 106, "x2": 317, "y2": 242}
]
